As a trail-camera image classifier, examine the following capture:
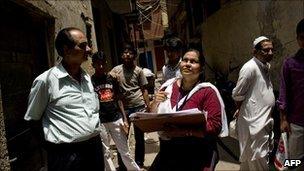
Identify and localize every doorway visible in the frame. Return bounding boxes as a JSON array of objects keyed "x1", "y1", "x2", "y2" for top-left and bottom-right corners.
[{"x1": 0, "y1": 1, "x2": 53, "y2": 170}]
